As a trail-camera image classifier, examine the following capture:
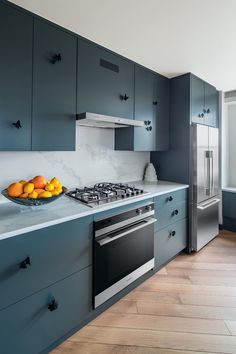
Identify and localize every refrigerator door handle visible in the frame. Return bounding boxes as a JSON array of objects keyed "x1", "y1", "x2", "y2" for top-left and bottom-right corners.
[
  {"x1": 197, "y1": 198, "x2": 220, "y2": 210},
  {"x1": 205, "y1": 151, "x2": 211, "y2": 196},
  {"x1": 210, "y1": 151, "x2": 214, "y2": 196}
]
